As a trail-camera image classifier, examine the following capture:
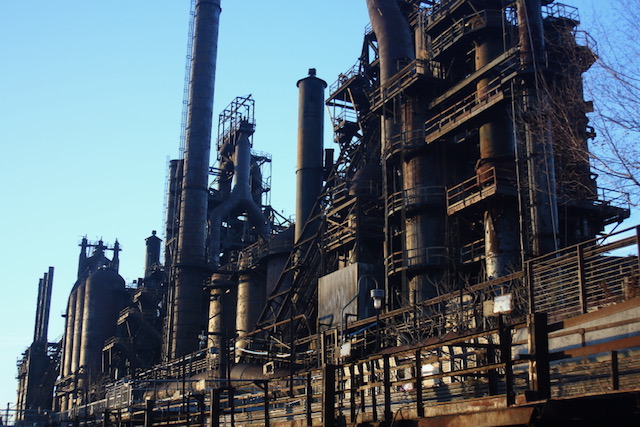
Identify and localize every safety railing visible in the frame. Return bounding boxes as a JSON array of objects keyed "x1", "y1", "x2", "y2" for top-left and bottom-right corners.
[
  {"x1": 331, "y1": 106, "x2": 359, "y2": 131},
  {"x1": 446, "y1": 167, "x2": 517, "y2": 214},
  {"x1": 430, "y1": 10, "x2": 503, "y2": 58},
  {"x1": 387, "y1": 246, "x2": 450, "y2": 275},
  {"x1": 387, "y1": 185, "x2": 446, "y2": 215},
  {"x1": 530, "y1": 226, "x2": 640, "y2": 323},
  {"x1": 213, "y1": 321, "x2": 532, "y2": 425},
  {"x1": 542, "y1": 2, "x2": 580, "y2": 23},
  {"x1": 329, "y1": 63, "x2": 361, "y2": 96},
  {"x1": 384, "y1": 129, "x2": 426, "y2": 159},
  {"x1": 595, "y1": 187, "x2": 631, "y2": 212},
  {"x1": 461, "y1": 238, "x2": 485, "y2": 264},
  {"x1": 425, "y1": 74, "x2": 509, "y2": 143},
  {"x1": 369, "y1": 59, "x2": 445, "y2": 111}
]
